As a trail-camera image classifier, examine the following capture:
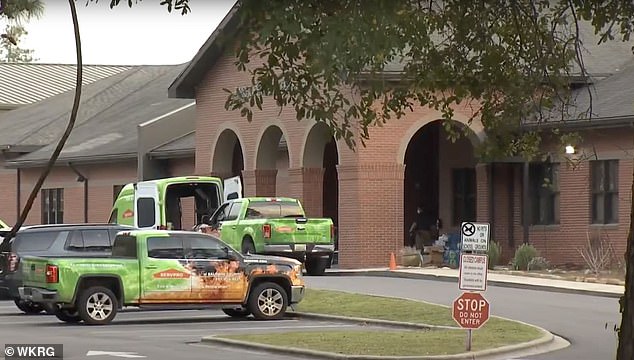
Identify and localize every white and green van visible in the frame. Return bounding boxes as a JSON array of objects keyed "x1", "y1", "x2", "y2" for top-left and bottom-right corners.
[{"x1": 109, "y1": 175, "x2": 242, "y2": 230}]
